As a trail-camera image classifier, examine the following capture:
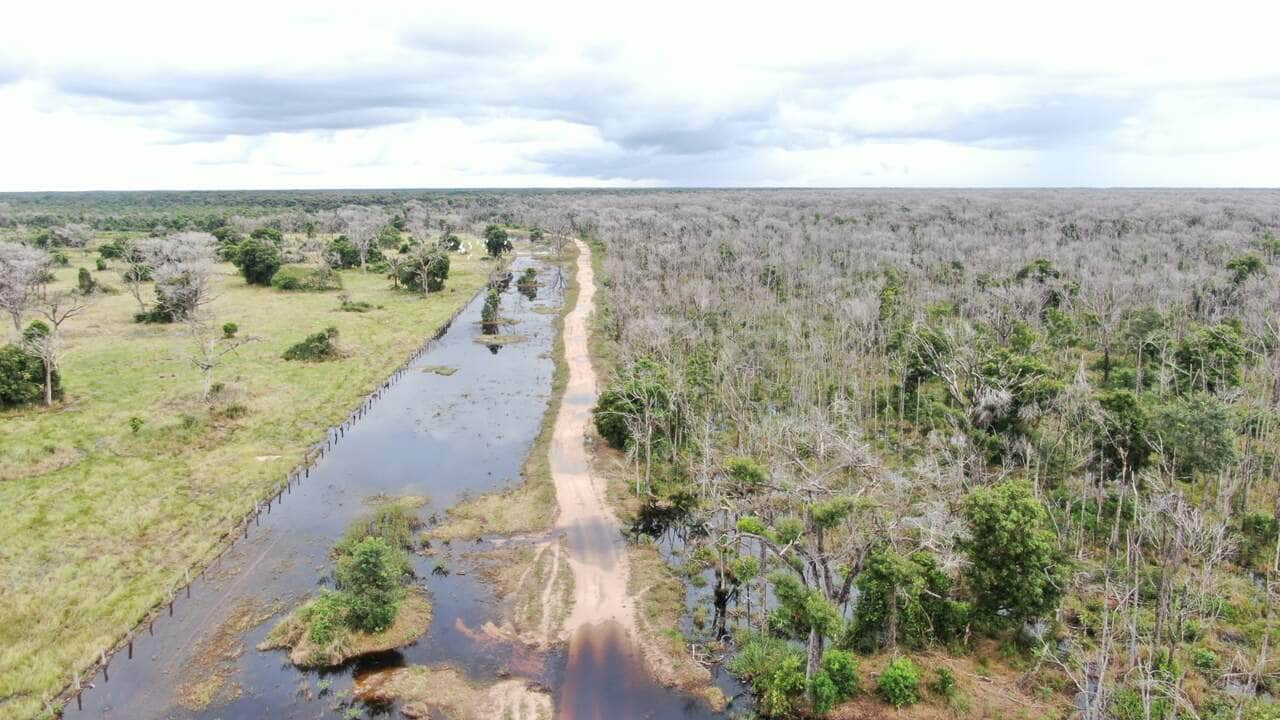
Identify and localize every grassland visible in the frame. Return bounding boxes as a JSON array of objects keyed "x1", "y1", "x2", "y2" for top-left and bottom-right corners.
[{"x1": 0, "y1": 239, "x2": 490, "y2": 718}]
